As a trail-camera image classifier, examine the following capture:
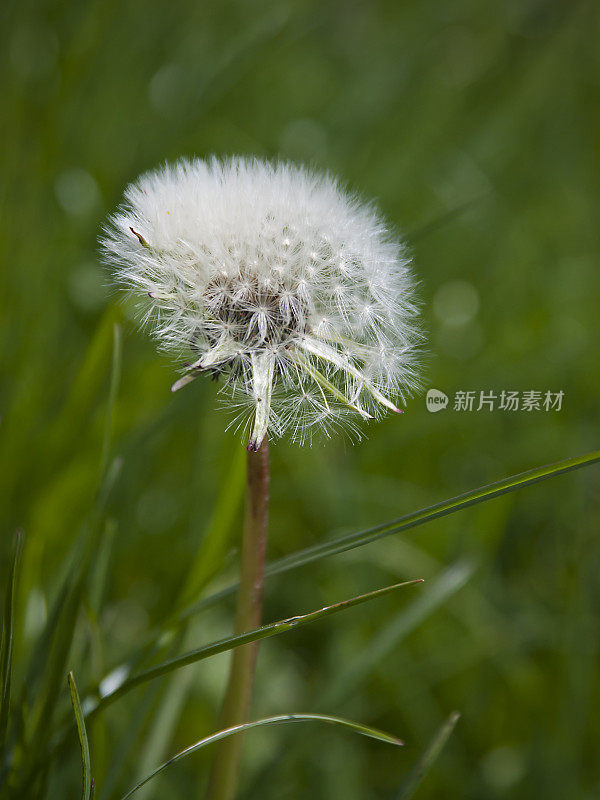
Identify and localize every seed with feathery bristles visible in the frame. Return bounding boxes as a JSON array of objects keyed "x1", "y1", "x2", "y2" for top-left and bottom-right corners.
[{"x1": 101, "y1": 156, "x2": 423, "y2": 449}]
